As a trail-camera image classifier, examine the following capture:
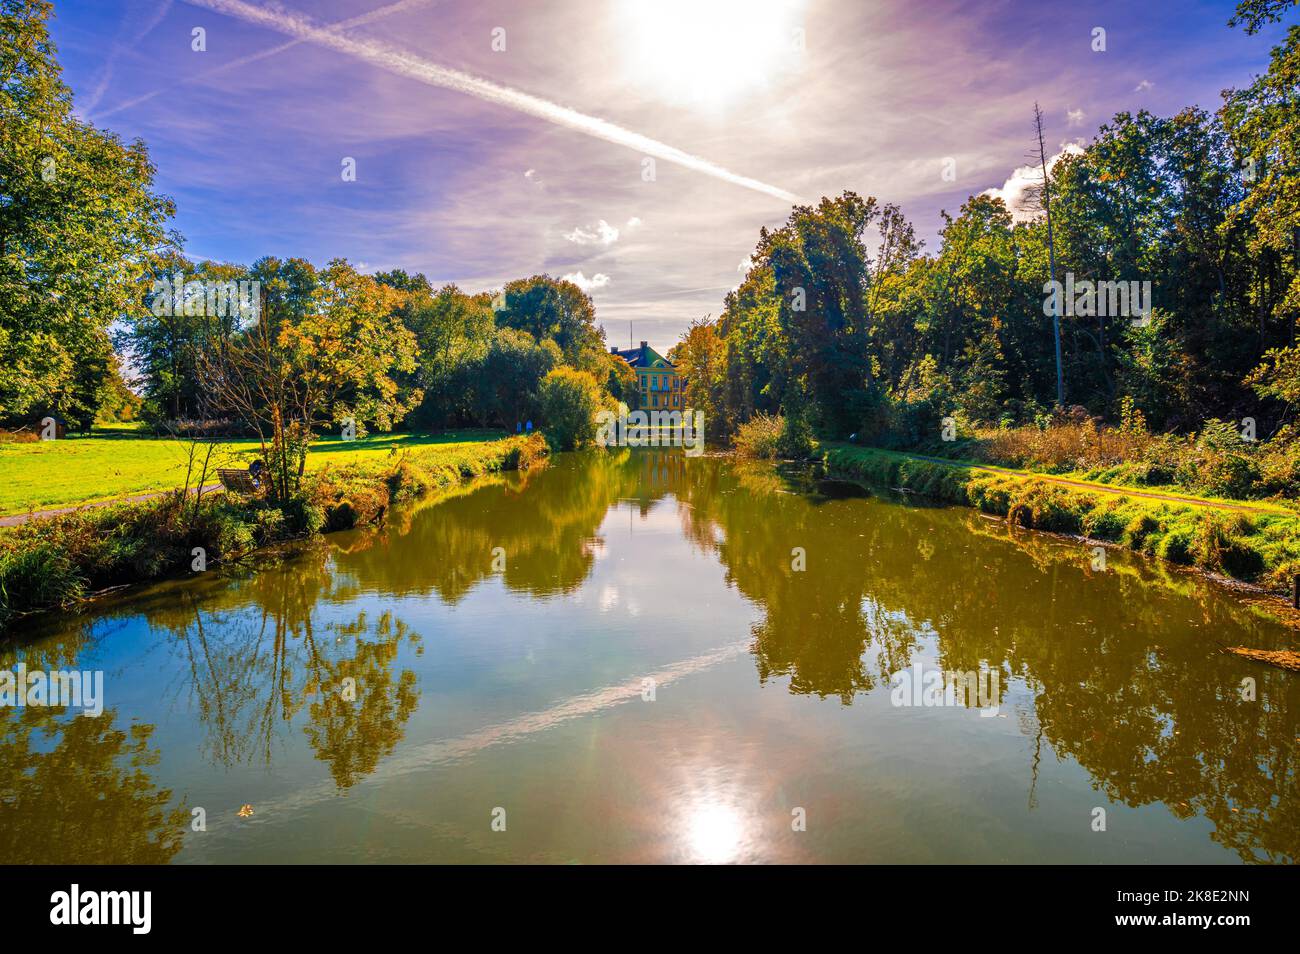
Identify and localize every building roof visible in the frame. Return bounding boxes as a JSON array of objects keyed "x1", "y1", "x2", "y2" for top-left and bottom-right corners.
[{"x1": 611, "y1": 341, "x2": 676, "y2": 370}]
